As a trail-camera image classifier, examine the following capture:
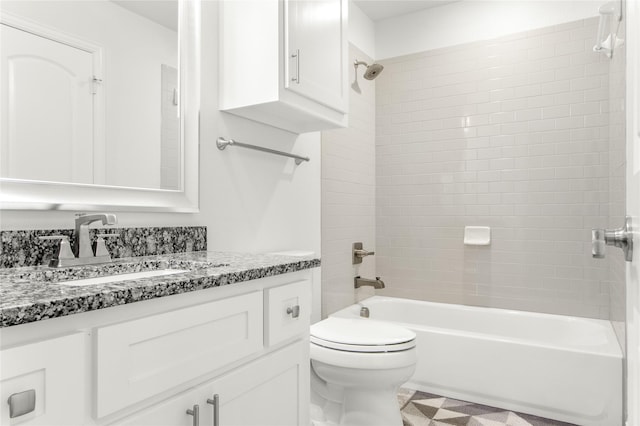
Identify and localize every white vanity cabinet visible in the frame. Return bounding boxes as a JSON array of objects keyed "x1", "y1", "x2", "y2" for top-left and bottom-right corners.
[
  {"x1": 0, "y1": 270, "x2": 313, "y2": 426},
  {"x1": 220, "y1": 0, "x2": 348, "y2": 133},
  {"x1": 0, "y1": 332, "x2": 88, "y2": 425},
  {"x1": 116, "y1": 341, "x2": 309, "y2": 426}
]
